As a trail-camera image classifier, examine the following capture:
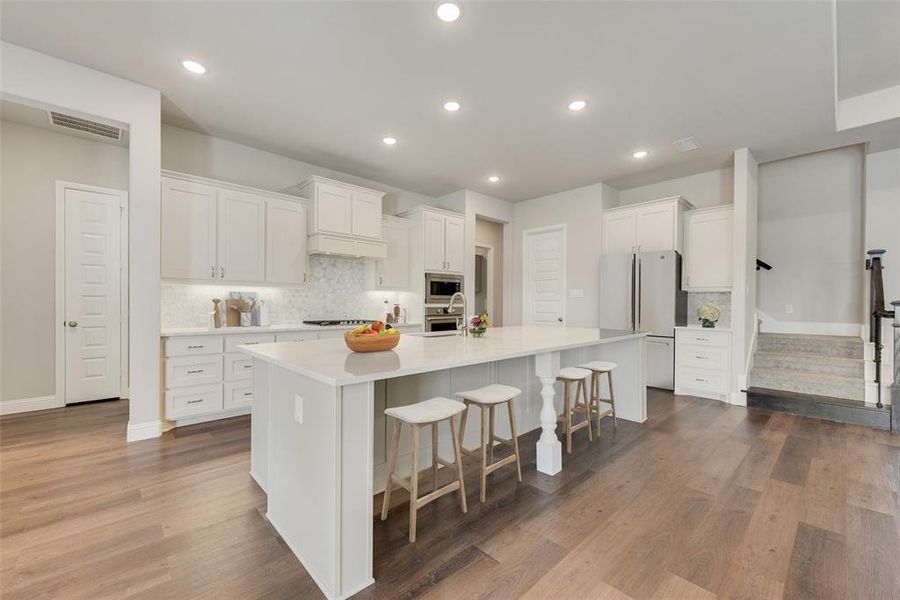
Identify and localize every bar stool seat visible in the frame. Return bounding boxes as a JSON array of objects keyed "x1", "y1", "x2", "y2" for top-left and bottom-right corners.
[
  {"x1": 384, "y1": 397, "x2": 466, "y2": 423},
  {"x1": 381, "y1": 397, "x2": 468, "y2": 543},
  {"x1": 578, "y1": 361, "x2": 618, "y2": 431},
  {"x1": 556, "y1": 367, "x2": 592, "y2": 453},
  {"x1": 456, "y1": 384, "x2": 523, "y2": 502}
]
